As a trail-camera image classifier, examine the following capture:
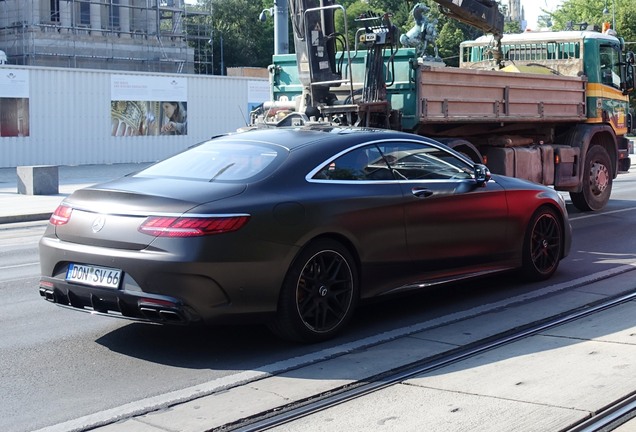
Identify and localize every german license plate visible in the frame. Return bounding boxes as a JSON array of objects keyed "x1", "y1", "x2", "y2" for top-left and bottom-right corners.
[{"x1": 66, "y1": 263, "x2": 122, "y2": 289}]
